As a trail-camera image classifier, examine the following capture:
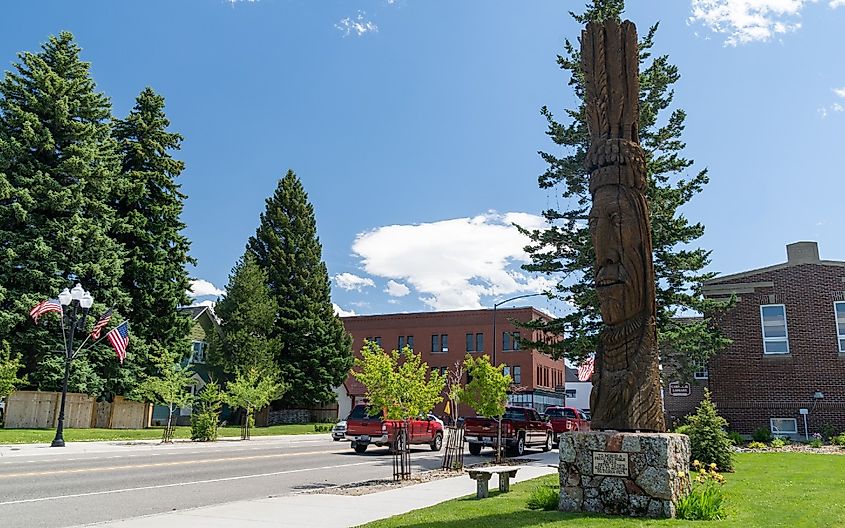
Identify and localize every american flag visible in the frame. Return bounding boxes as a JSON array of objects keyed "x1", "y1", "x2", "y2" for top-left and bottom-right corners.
[
  {"x1": 105, "y1": 322, "x2": 129, "y2": 364},
  {"x1": 29, "y1": 299, "x2": 63, "y2": 324},
  {"x1": 90, "y1": 308, "x2": 113, "y2": 340},
  {"x1": 577, "y1": 356, "x2": 595, "y2": 382}
]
